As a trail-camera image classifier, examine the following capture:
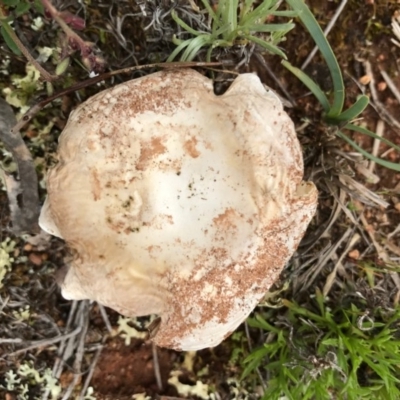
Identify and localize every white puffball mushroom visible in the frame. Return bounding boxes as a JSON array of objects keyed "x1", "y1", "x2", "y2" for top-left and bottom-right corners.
[{"x1": 40, "y1": 69, "x2": 318, "y2": 351}]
